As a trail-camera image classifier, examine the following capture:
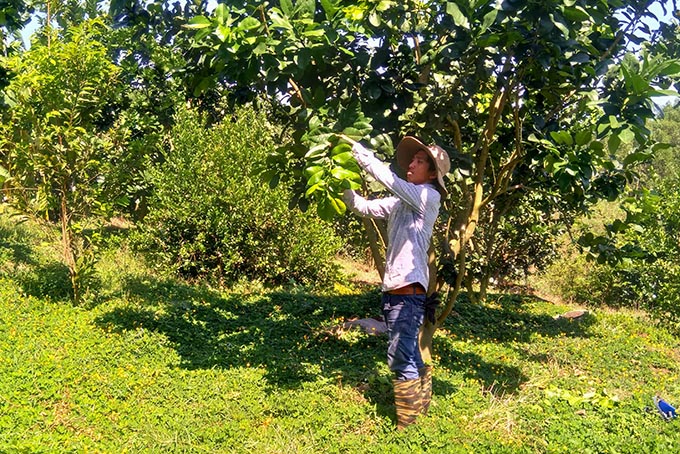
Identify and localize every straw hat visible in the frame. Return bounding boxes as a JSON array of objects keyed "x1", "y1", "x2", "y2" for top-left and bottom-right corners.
[{"x1": 396, "y1": 136, "x2": 451, "y2": 196}]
